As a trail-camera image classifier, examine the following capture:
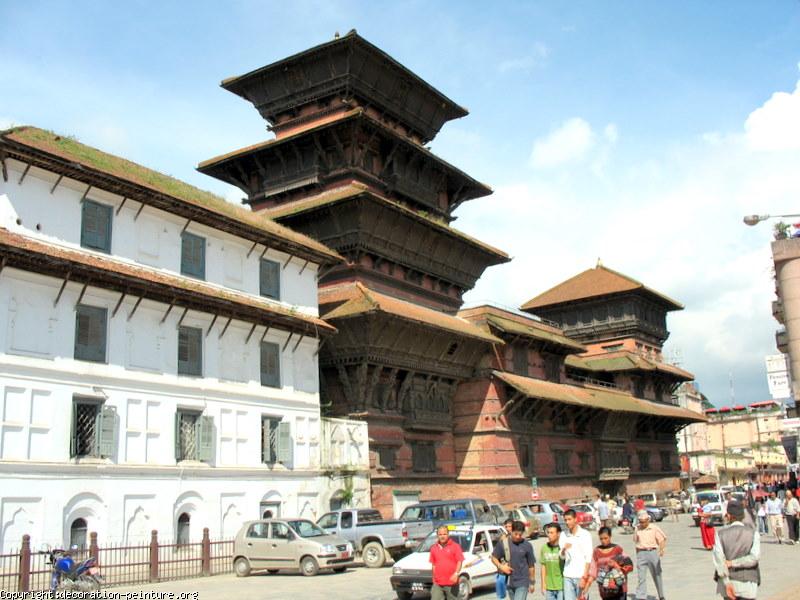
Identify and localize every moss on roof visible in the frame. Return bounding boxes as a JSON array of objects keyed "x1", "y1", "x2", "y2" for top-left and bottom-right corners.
[
  {"x1": 1, "y1": 126, "x2": 342, "y2": 264},
  {"x1": 565, "y1": 351, "x2": 694, "y2": 381}
]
